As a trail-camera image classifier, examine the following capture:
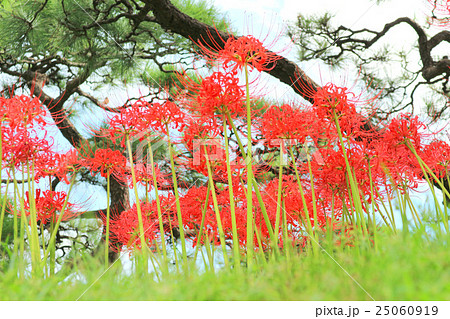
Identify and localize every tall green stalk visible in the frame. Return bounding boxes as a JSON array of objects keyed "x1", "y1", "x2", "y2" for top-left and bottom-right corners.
[
  {"x1": 406, "y1": 141, "x2": 449, "y2": 233},
  {"x1": 0, "y1": 177, "x2": 10, "y2": 244},
  {"x1": 366, "y1": 162, "x2": 378, "y2": 250},
  {"x1": 281, "y1": 199, "x2": 291, "y2": 261},
  {"x1": 105, "y1": 173, "x2": 111, "y2": 268},
  {"x1": 192, "y1": 186, "x2": 211, "y2": 265},
  {"x1": 225, "y1": 113, "x2": 275, "y2": 246},
  {"x1": 165, "y1": 124, "x2": 188, "y2": 267},
  {"x1": 274, "y1": 142, "x2": 284, "y2": 245},
  {"x1": 125, "y1": 135, "x2": 149, "y2": 271},
  {"x1": 42, "y1": 174, "x2": 76, "y2": 269},
  {"x1": 244, "y1": 63, "x2": 254, "y2": 268},
  {"x1": 26, "y1": 163, "x2": 42, "y2": 276},
  {"x1": 332, "y1": 111, "x2": 366, "y2": 237},
  {"x1": 288, "y1": 145, "x2": 317, "y2": 255},
  {"x1": 147, "y1": 136, "x2": 168, "y2": 274},
  {"x1": 0, "y1": 128, "x2": 3, "y2": 240},
  {"x1": 203, "y1": 145, "x2": 229, "y2": 269},
  {"x1": 11, "y1": 167, "x2": 19, "y2": 258},
  {"x1": 305, "y1": 148, "x2": 320, "y2": 247},
  {"x1": 222, "y1": 117, "x2": 240, "y2": 270}
]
